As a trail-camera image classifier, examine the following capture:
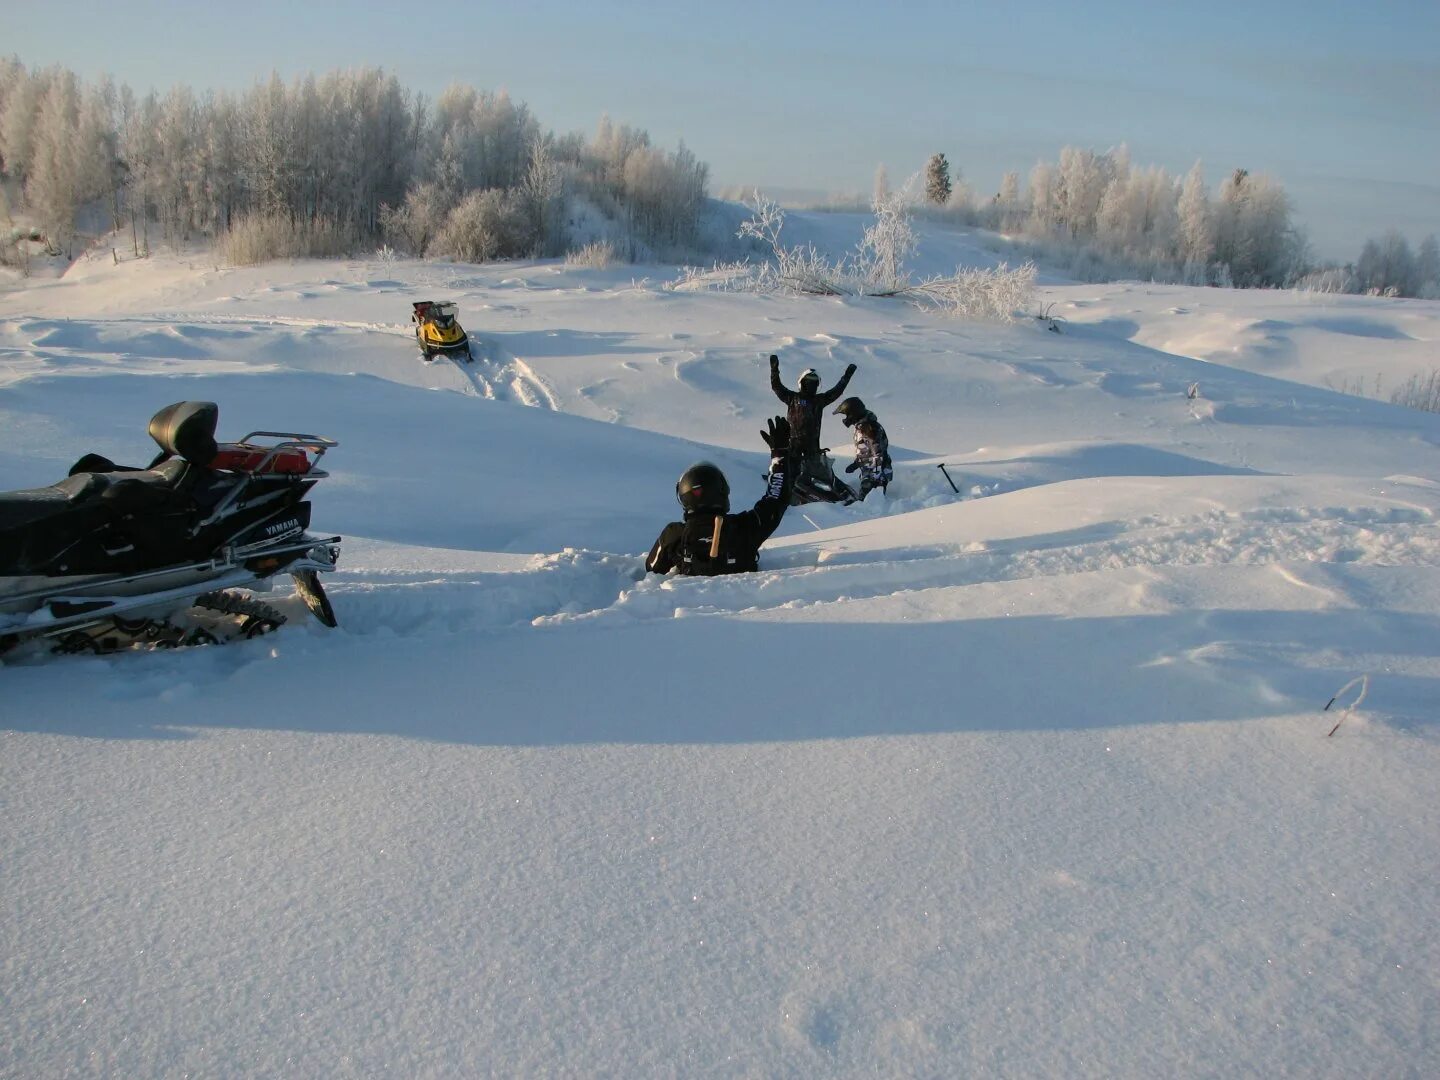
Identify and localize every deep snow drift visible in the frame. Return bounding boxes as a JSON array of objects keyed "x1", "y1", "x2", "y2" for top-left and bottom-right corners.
[{"x1": 2, "y1": 215, "x2": 1437, "y2": 1077}]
